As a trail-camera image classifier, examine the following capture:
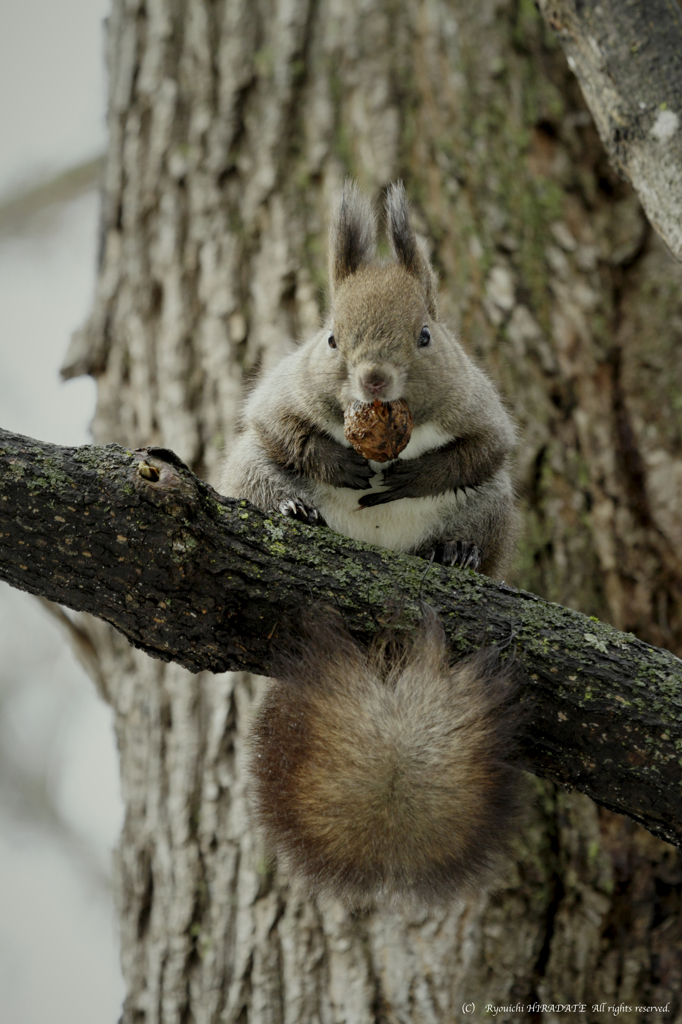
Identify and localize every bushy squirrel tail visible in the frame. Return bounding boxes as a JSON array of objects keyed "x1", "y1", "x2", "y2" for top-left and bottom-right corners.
[{"x1": 248, "y1": 608, "x2": 523, "y2": 908}]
